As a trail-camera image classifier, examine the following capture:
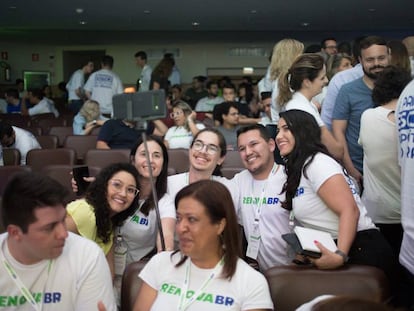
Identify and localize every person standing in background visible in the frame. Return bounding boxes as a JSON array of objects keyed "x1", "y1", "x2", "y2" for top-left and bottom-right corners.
[
  {"x1": 135, "y1": 51, "x2": 152, "y2": 92},
  {"x1": 84, "y1": 55, "x2": 123, "y2": 118},
  {"x1": 66, "y1": 60, "x2": 94, "y2": 114}
]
